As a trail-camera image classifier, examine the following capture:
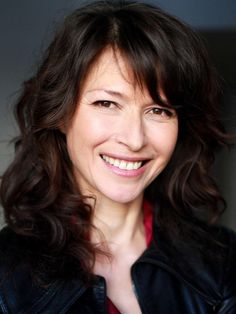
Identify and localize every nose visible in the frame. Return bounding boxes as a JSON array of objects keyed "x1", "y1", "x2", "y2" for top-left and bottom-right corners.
[{"x1": 115, "y1": 111, "x2": 147, "y2": 151}]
